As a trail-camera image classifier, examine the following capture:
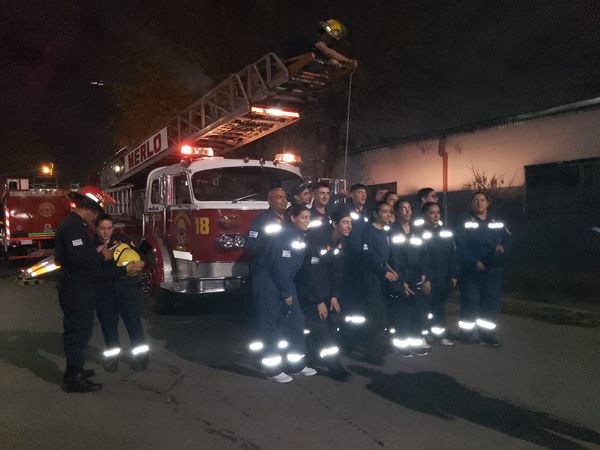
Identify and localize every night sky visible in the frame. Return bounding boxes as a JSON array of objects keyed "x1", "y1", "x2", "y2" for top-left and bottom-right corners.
[{"x1": 1, "y1": 0, "x2": 599, "y2": 183}]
